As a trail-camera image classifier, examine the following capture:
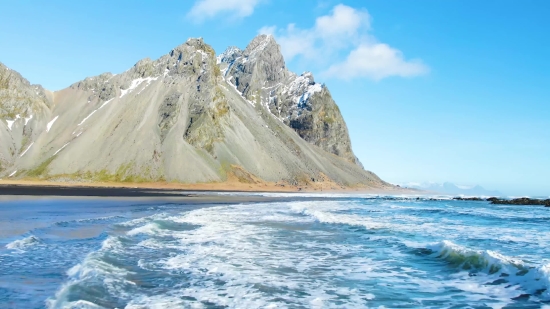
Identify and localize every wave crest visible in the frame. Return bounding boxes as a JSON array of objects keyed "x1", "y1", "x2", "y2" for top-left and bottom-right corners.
[
  {"x1": 426, "y1": 240, "x2": 550, "y2": 299},
  {"x1": 6, "y1": 235, "x2": 41, "y2": 250},
  {"x1": 427, "y1": 240, "x2": 526, "y2": 274},
  {"x1": 290, "y1": 201, "x2": 388, "y2": 229}
]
